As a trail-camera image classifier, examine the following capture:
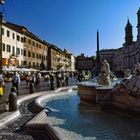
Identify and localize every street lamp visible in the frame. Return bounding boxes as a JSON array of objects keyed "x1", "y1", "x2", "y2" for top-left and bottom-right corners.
[
  {"x1": 0, "y1": 12, "x2": 3, "y2": 73},
  {"x1": 0, "y1": 0, "x2": 4, "y2": 73}
]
